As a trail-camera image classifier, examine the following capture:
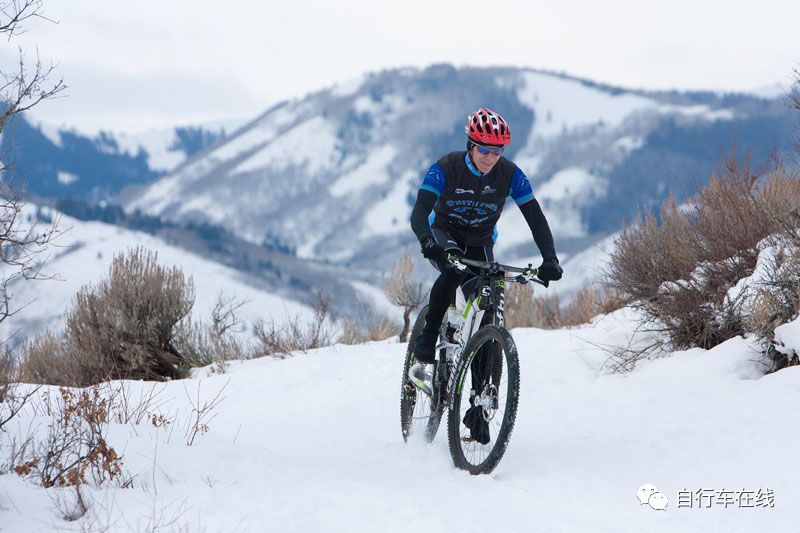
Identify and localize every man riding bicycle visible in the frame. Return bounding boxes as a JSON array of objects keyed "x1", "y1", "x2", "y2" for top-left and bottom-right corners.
[{"x1": 408, "y1": 107, "x2": 563, "y2": 380}]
